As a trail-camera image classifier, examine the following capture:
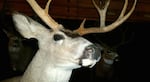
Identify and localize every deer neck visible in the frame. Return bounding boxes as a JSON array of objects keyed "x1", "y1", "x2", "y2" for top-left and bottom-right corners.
[{"x1": 21, "y1": 49, "x2": 73, "y2": 82}]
